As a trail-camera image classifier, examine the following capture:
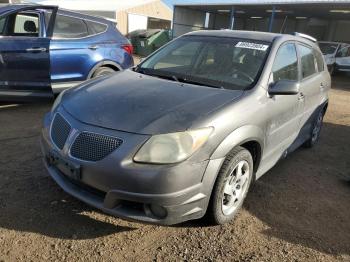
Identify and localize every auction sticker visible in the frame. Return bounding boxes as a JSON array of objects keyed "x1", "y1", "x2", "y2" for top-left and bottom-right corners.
[{"x1": 235, "y1": 42, "x2": 269, "y2": 51}]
